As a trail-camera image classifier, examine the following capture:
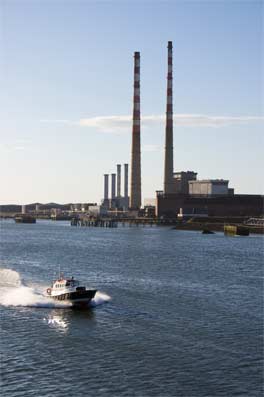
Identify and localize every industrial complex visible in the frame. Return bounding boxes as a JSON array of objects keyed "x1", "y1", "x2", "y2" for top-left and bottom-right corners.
[
  {"x1": 3, "y1": 41, "x2": 263, "y2": 227},
  {"x1": 99, "y1": 41, "x2": 263, "y2": 220}
]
